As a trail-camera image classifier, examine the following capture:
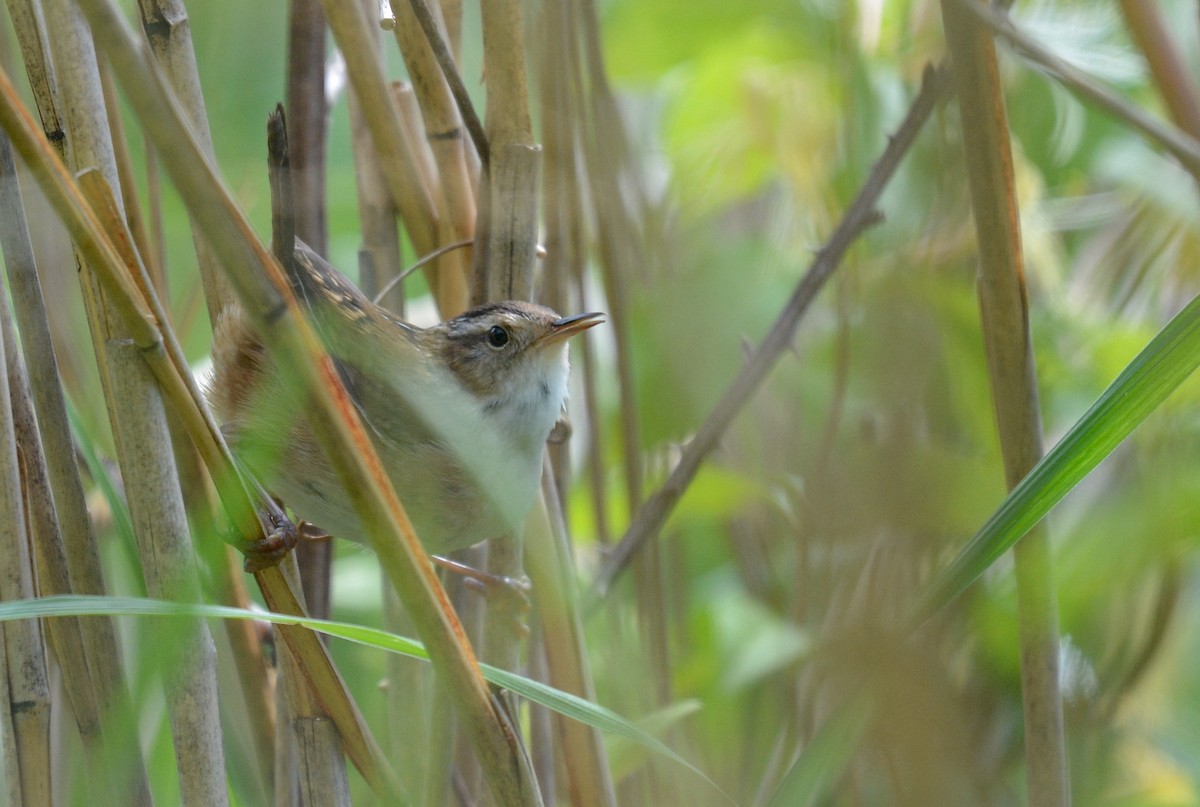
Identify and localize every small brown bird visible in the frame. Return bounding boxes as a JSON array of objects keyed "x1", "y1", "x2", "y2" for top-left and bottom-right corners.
[{"x1": 208, "y1": 241, "x2": 603, "y2": 555}]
